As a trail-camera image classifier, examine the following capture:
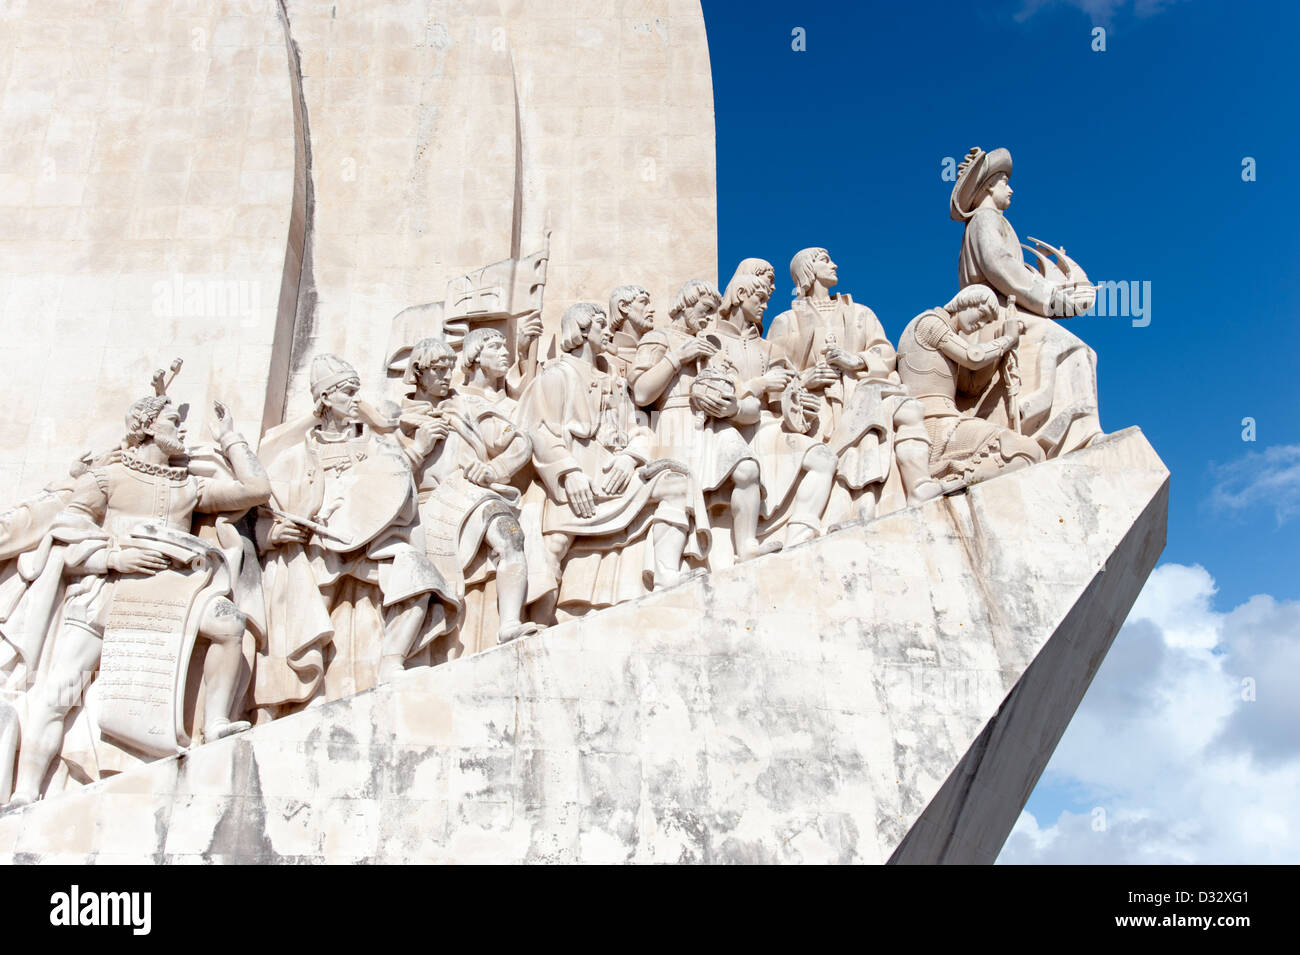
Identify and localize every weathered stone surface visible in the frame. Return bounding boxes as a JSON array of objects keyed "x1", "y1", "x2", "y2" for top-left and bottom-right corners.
[
  {"x1": 0, "y1": 428, "x2": 1168, "y2": 863},
  {"x1": 275, "y1": 0, "x2": 717, "y2": 417},
  {"x1": 0, "y1": 0, "x2": 296, "y2": 501}
]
